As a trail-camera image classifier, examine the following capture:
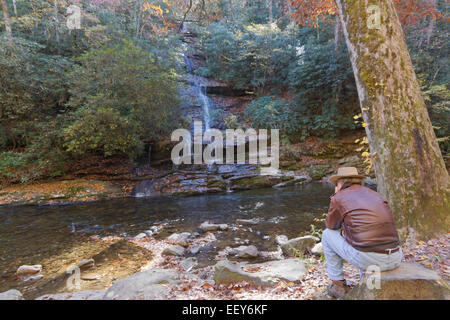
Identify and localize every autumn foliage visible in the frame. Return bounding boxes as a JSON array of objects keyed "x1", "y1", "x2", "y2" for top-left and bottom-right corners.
[{"x1": 289, "y1": 0, "x2": 445, "y2": 26}]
